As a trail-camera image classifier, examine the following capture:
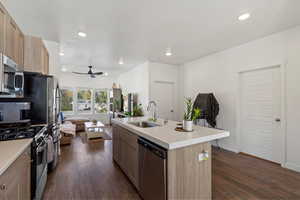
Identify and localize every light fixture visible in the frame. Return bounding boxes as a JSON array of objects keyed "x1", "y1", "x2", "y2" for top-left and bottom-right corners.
[
  {"x1": 59, "y1": 52, "x2": 65, "y2": 56},
  {"x1": 165, "y1": 48, "x2": 172, "y2": 56},
  {"x1": 104, "y1": 72, "x2": 108, "y2": 76},
  {"x1": 61, "y1": 66, "x2": 67, "y2": 72},
  {"x1": 78, "y1": 31, "x2": 87, "y2": 37},
  {"x1": 119, "y1": 57, "x2": 124, "y2": 65},
  {"x1": 238, "y1": 13, "x2": 251, "y2": 21}
]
